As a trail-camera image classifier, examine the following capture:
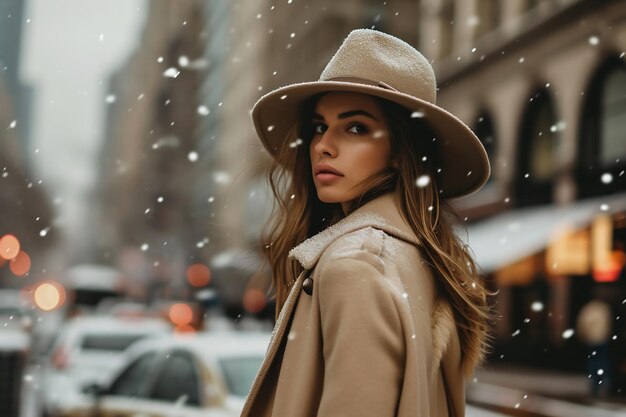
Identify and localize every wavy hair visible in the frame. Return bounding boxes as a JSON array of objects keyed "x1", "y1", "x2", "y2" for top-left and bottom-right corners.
[{"x1": 260, "y1": 92, "x2": 494, "y2": 376}]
